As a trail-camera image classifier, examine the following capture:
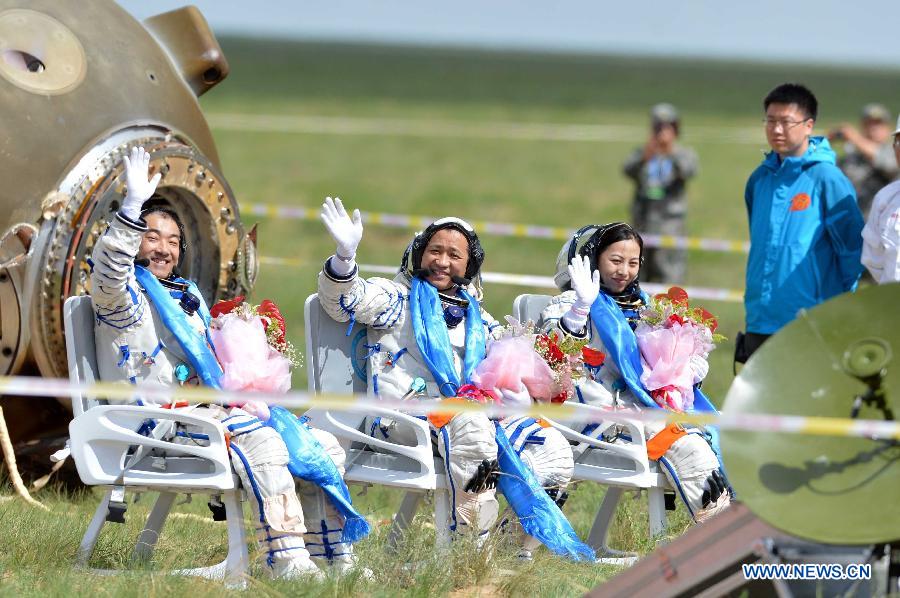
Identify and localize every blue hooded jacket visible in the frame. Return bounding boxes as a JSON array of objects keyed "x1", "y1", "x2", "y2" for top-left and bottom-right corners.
[{"x1": 744, "y1": 136, "x2": 864, "y2": 335}]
